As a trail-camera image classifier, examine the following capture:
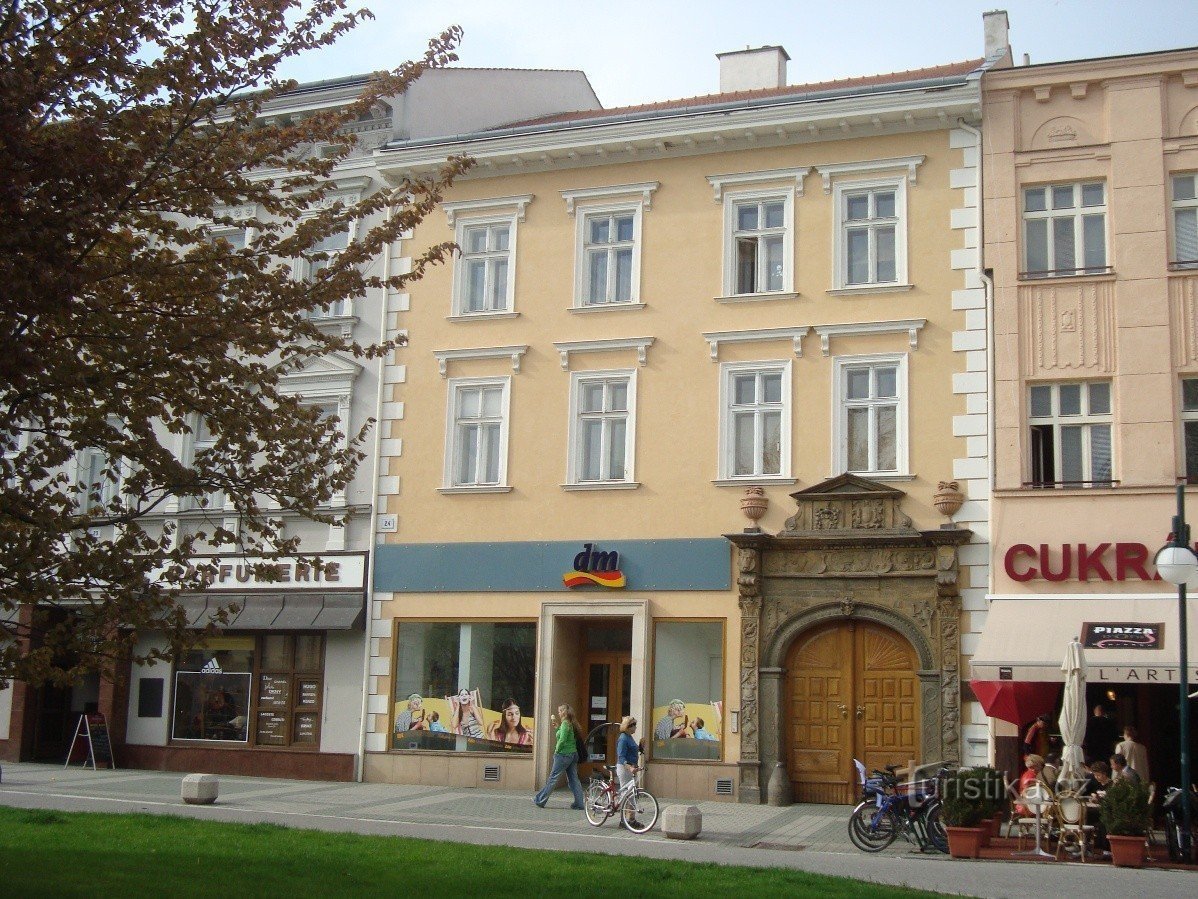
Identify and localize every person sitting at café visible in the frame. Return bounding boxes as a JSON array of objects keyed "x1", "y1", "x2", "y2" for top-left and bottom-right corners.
[
  {"x1": 1014, "y1": 754, "x2": 1048, "y2": 814},
  {"x1": 1079, "y1": 760, "x2": 1113, "y2": 853},
  {"x1": 1110, "y1": 753, "x2": 1141, "y2": 784},
  {"x1": 1041, "y1": 754, "x2": 1061, "y2": 788}
]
